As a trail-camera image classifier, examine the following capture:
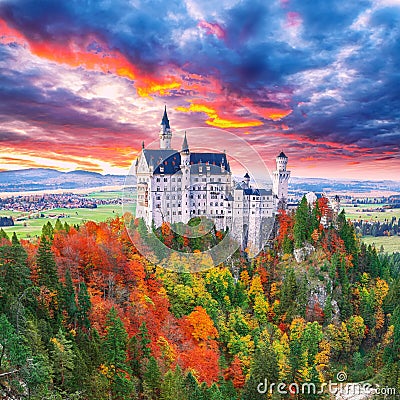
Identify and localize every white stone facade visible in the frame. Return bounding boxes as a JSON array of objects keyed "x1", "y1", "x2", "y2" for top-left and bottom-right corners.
[{"x1": 135, "y1": 108, "x2": 291, "y2": 253}]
